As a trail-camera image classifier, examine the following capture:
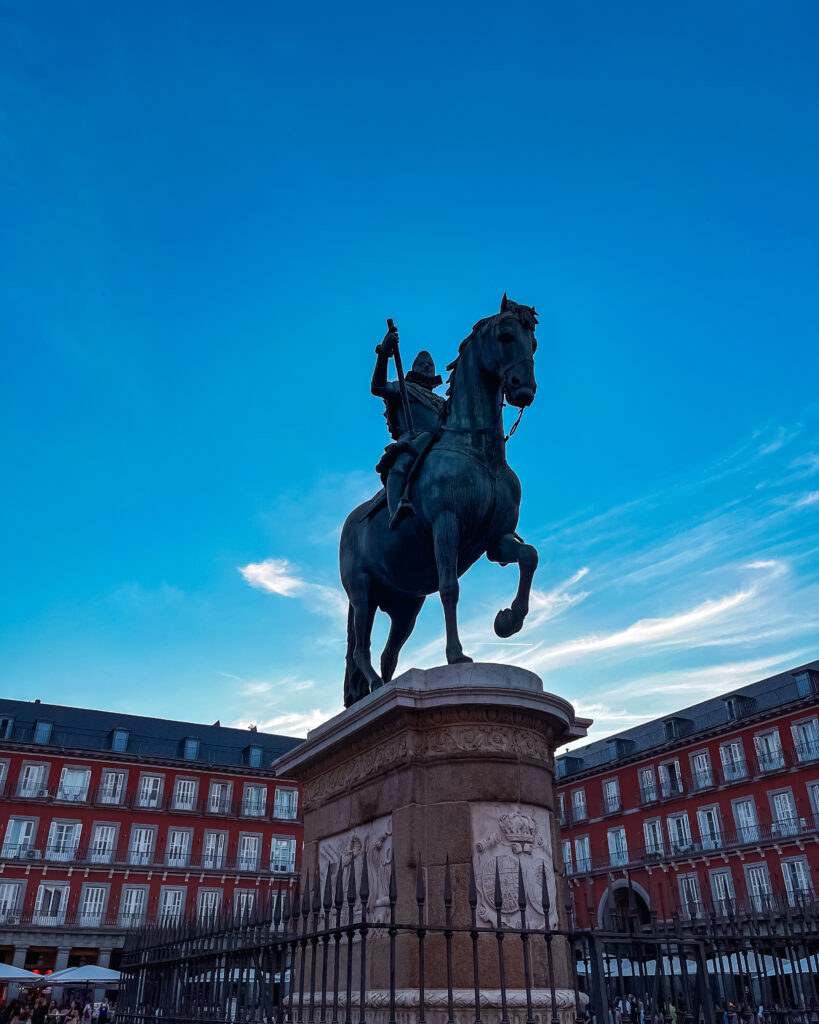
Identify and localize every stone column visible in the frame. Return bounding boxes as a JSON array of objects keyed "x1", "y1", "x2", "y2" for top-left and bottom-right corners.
[
  {"x1": 97, "y1": 948, "x2": 113, "y2": 968},
  {"x1": 55, "y1": 946, "x2": 72, "y2": 971},
  {"x1": 274, "y1": 663, "x2": 589, "y2": 1020},
  {"x1": 12, "y1": 946, "x2": 29, "y2": 969}
]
